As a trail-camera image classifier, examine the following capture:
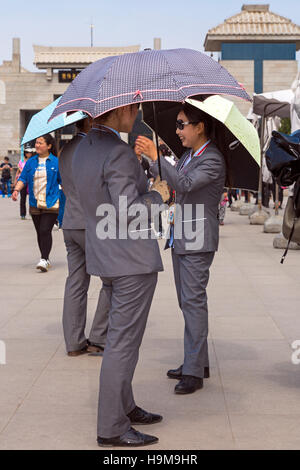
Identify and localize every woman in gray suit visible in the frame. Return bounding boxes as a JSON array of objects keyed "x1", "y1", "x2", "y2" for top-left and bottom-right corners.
[{"x1": 136, "y1": 103, "x2": 226, "y2": 395}]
